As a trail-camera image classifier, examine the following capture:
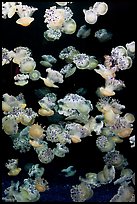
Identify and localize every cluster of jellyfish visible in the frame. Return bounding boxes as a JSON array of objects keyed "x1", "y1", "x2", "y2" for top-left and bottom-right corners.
[{"x1": 2, "y1": 1, "x2": 135, "y2": 202}]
